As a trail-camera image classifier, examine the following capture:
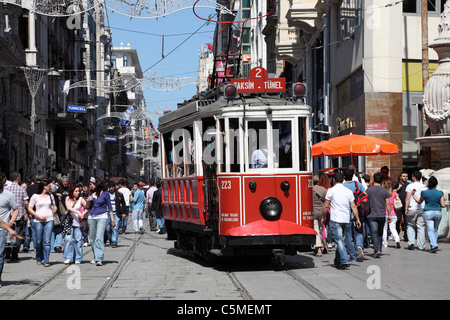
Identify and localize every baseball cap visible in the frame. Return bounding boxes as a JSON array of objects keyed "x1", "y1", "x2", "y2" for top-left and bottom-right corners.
[{"x1": 138, "y1": 182, "x2": 146, "y2": 187}]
